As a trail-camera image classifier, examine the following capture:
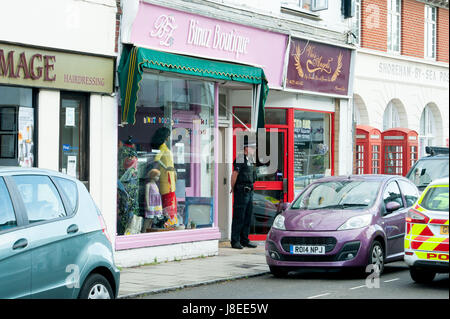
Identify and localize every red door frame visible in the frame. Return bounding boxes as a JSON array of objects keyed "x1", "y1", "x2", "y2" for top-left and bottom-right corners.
[{"x1": 232, "y1": 106, "x2": 335, "y2": 241}]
